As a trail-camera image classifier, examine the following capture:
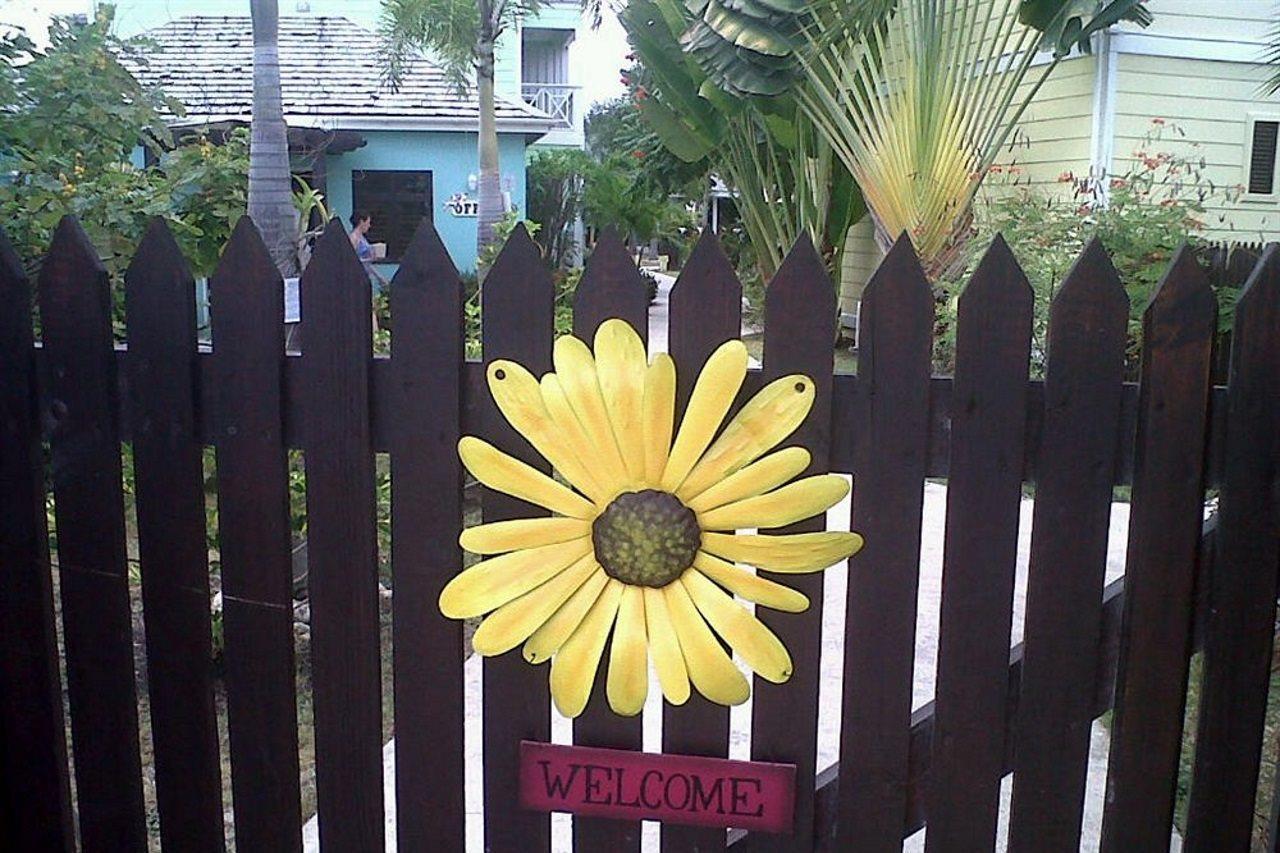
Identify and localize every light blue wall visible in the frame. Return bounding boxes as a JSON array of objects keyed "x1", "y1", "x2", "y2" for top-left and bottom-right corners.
[{"x1": 325, "y1": 129, "x2": 529, "y2": 274}]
